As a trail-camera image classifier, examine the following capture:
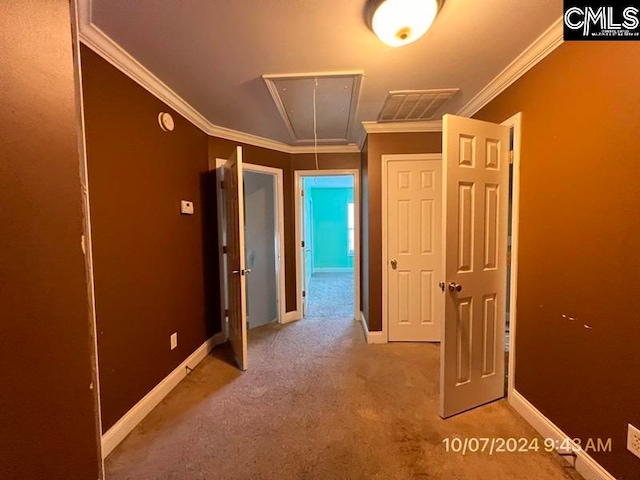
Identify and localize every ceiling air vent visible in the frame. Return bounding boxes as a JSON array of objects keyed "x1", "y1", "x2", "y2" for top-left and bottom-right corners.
[{"x1": 378, "y1": 88, "x2": 459, "y2": 122}]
